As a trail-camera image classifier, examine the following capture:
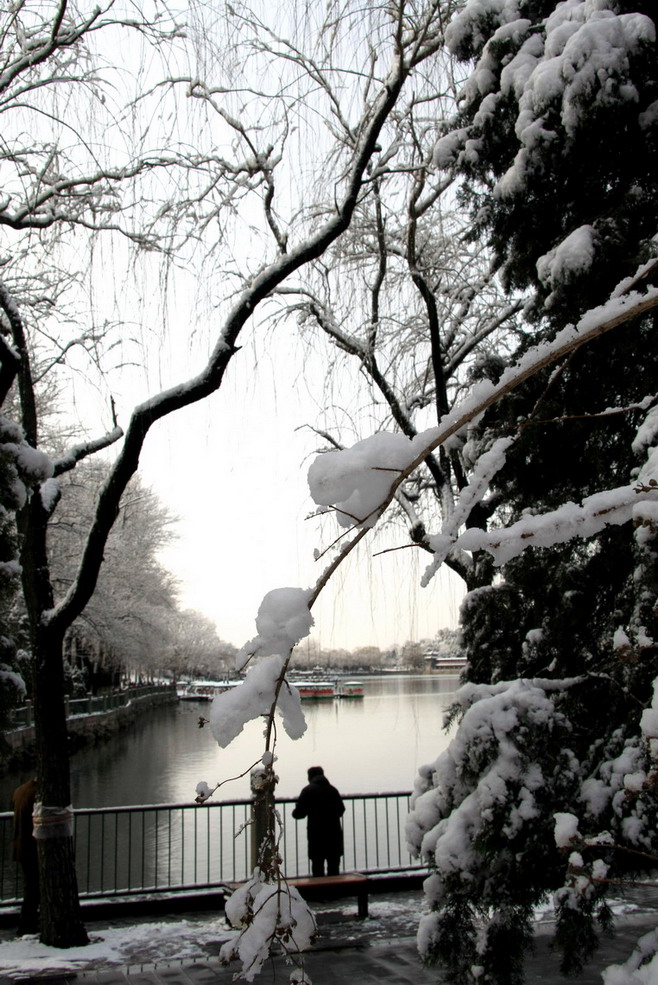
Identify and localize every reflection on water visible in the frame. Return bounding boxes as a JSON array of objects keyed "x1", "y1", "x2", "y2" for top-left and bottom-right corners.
[{"x1": 1, "y1": 674, "x2": 460, "y2": 809}]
